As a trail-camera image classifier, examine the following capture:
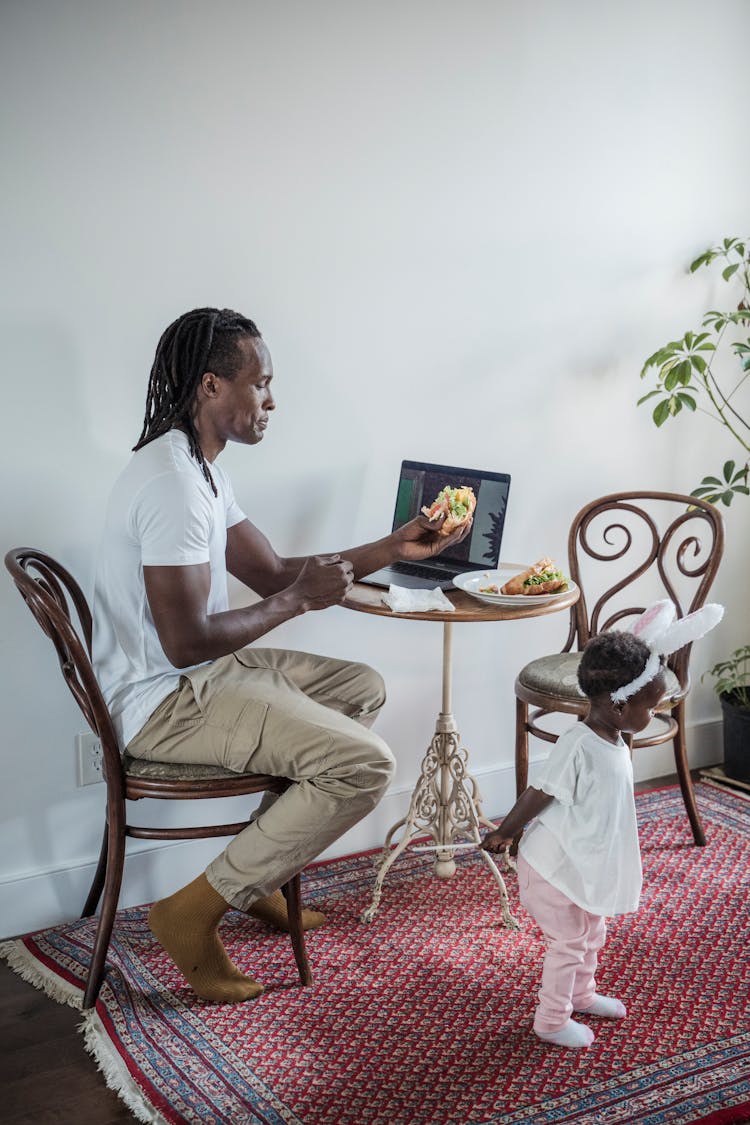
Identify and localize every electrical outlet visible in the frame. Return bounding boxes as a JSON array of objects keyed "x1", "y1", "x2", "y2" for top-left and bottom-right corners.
[{"x1": 76, "y1": 732, "x2": 104, "y2": 786}]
